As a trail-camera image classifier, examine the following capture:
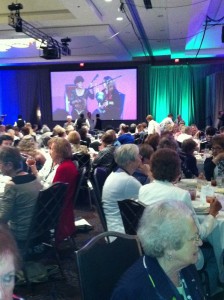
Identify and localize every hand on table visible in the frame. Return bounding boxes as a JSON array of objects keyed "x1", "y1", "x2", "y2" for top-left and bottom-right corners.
[{"x1": 209, "y1": 199, "x2": 222, "y2": 217}]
